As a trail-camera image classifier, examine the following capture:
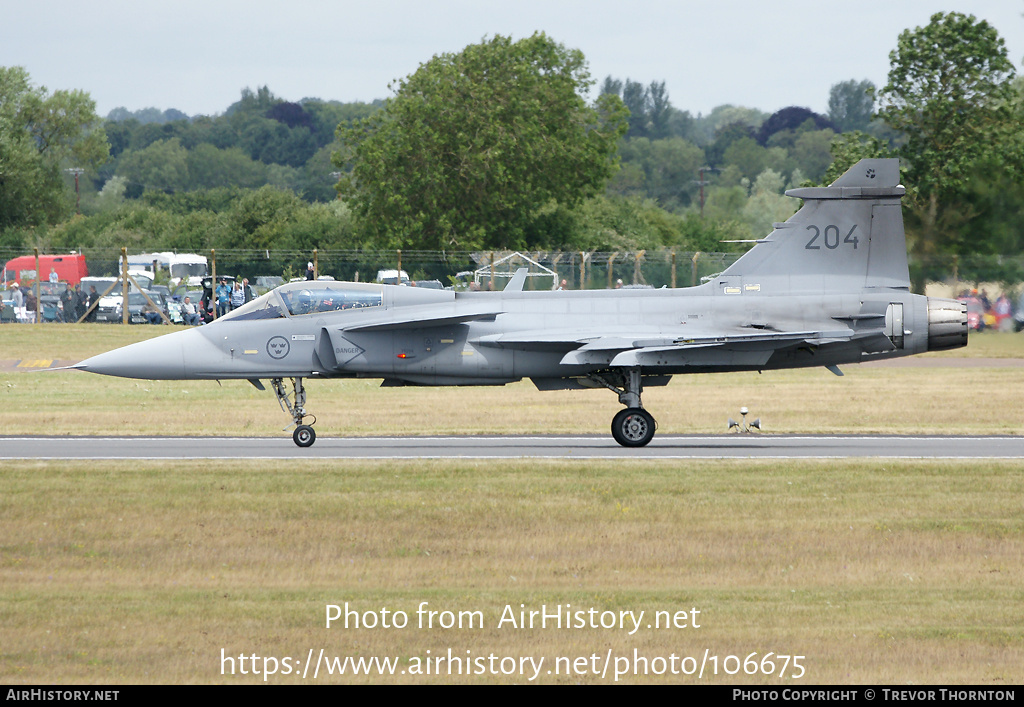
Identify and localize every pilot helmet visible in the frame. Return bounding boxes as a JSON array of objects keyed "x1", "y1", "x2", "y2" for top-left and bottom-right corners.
[{"x1": 296, "y1": 289, "x2": 314, "y2": 313}]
